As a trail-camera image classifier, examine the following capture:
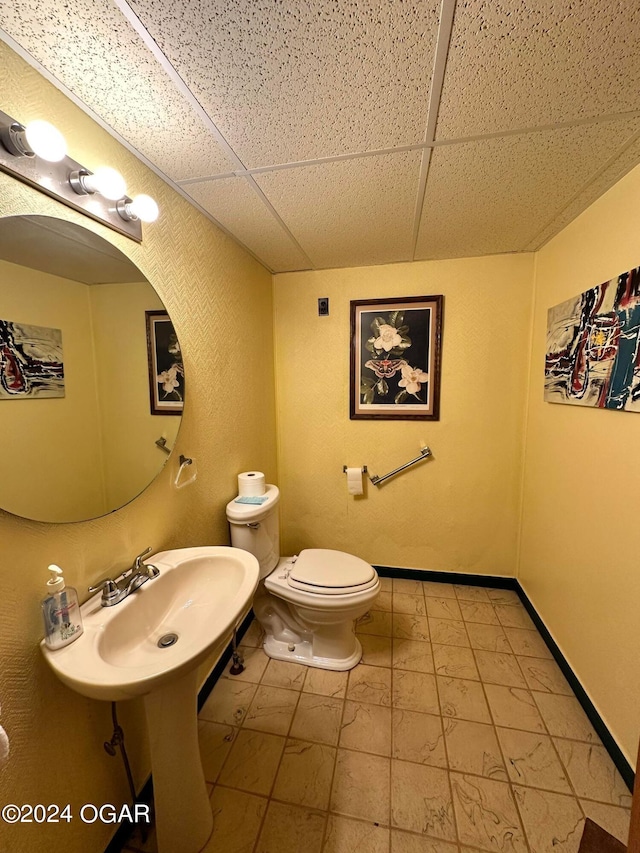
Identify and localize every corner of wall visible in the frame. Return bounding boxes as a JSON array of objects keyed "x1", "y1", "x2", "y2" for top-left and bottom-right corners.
[{"x1": 514, "y1": 249, "x2": 539, "y2": 580}]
